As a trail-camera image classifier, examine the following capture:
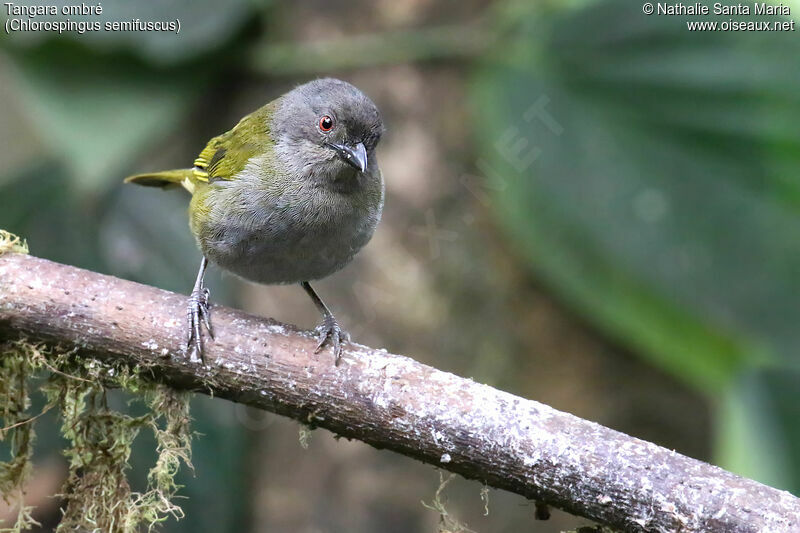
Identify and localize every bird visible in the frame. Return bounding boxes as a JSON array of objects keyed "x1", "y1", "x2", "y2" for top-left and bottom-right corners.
[{"x1": 125, "y1": 78, "x2": 385, "y2": 364}]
